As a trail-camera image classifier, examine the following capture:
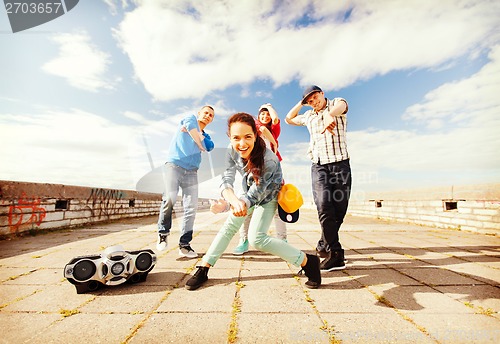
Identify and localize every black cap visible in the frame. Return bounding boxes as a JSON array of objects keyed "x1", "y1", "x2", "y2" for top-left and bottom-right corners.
[
  {"x1": 301, "y1": 85, "x2": 322, "y2": 104},
  {"x1": 278, "y1": 205, "x2": 300, "y2": 223}
]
